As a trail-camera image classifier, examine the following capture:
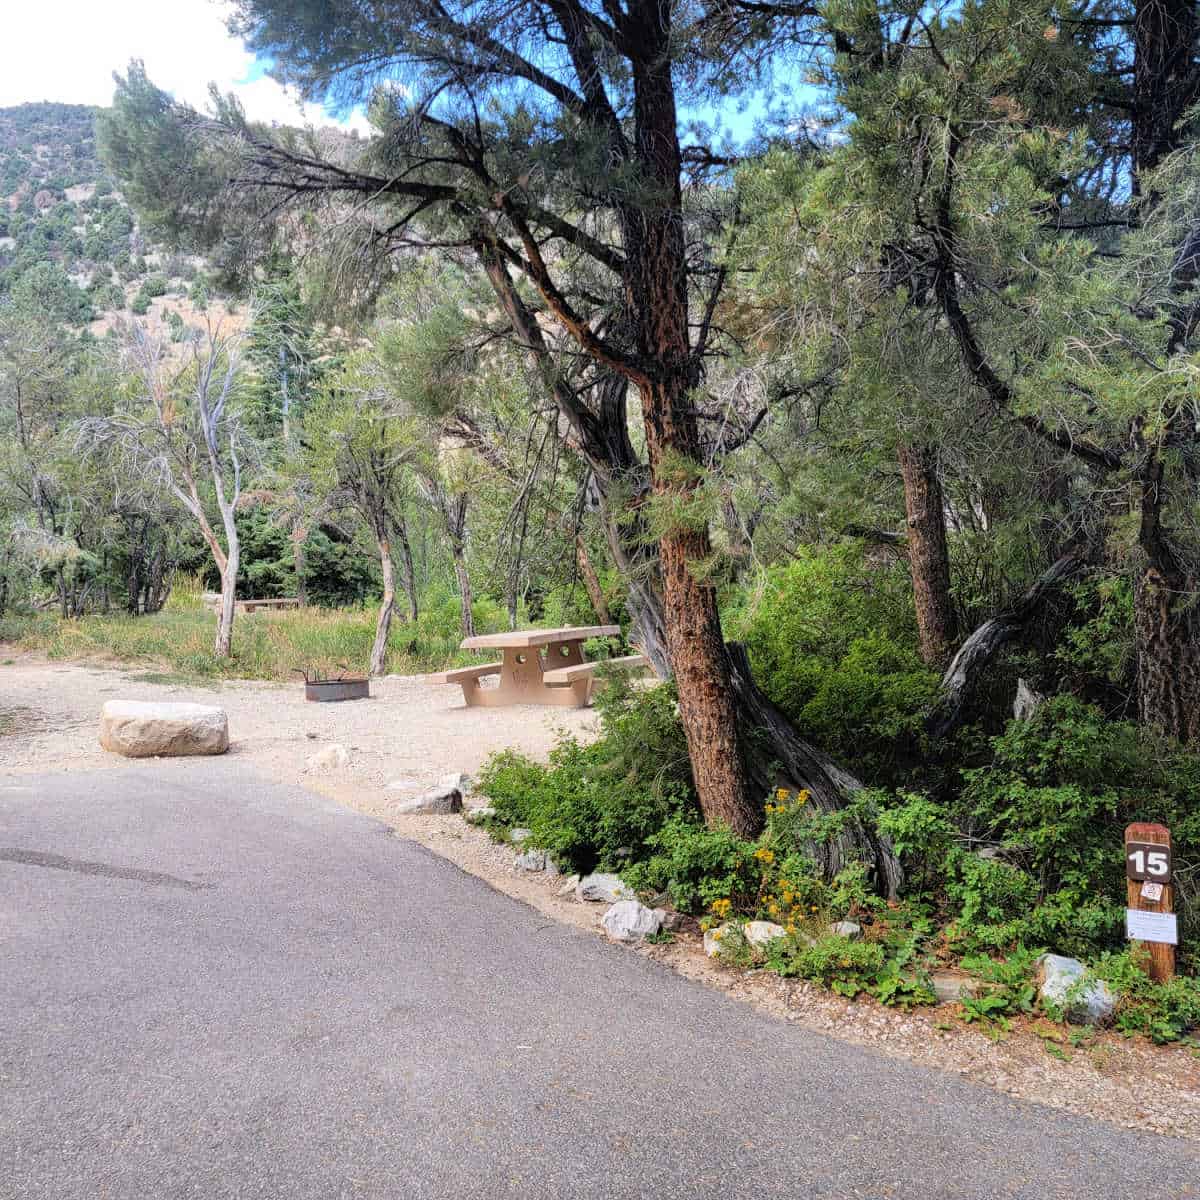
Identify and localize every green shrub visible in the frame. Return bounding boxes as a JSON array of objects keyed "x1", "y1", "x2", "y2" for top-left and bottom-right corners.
[
  {"x1": 476, "y1": 682, "x2": 698, "y2": 874},
  {"x1": 728, "y1": 546, "x2": 941, "y2": 785},
  {"x1": 1091, "y1": 950, "x2": 1200, "y2": 1043}
]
